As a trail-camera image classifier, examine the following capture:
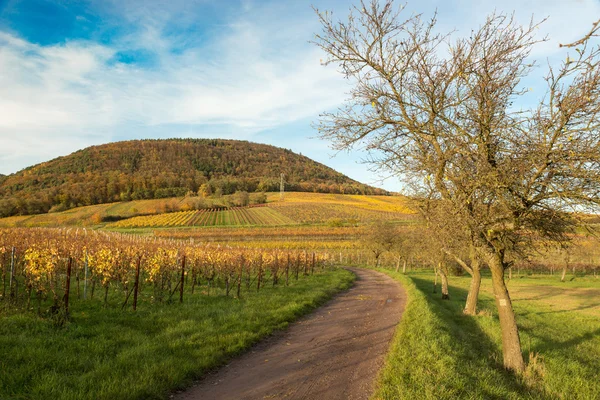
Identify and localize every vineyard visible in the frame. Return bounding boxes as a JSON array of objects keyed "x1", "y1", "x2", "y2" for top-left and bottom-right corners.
[
  {"x1": 105, "y1": 197, "x2": 415, "y2": 229},
  {"x1": 106, "y1": 206, "x2": 295, "y2": 228},
  {"x1": 153, "y1": 225, "x2": 365, "y2": 241},
  {"x1": 0, "y1": 192, "x2": 415, "y2": 228},
  {"x1": 0, "y1": 228, "x2": 334, "y2": 316}
]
